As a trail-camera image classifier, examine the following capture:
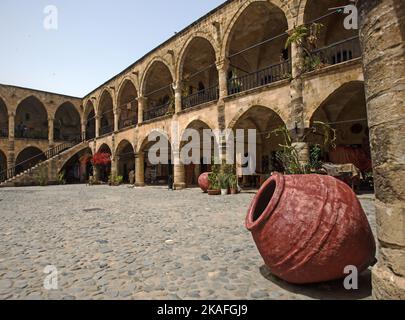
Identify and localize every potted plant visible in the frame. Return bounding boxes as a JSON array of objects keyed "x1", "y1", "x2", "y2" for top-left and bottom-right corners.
[
  {"x1": 208, "y1": 172, "x2": 221, "y2": 196},
  {"x1": 285, "y1": 23, "x2": 325, "y2": 74},
  {"x1": 229, "y1": 174, "x2": 238, "y2": 195},
  {"x1": 108, "y1": 175, "x2": 123, "y2": 186},
  {"x1": 218, "y1": 173, "x2": 229, "y2": 196}
]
